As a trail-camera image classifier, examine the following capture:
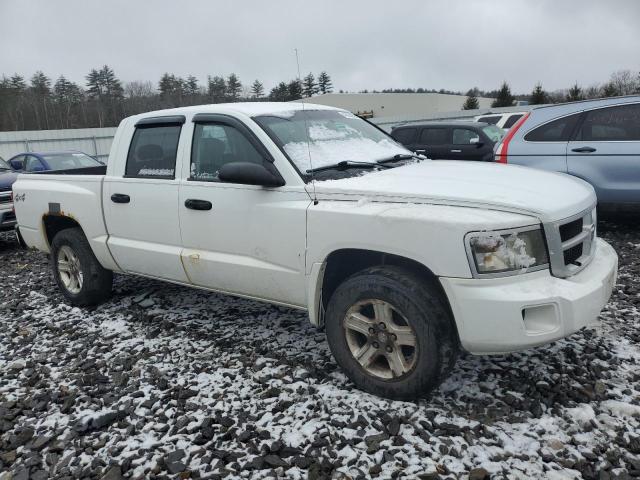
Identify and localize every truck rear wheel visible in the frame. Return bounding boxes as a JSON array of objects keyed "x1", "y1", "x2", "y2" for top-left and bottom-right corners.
[
  {"x1": 50, "y1": 227, "x2": 113, "y2": 306},
  {"x1": 325, "y1": 266, "x2": 458, "y2": 400}
]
